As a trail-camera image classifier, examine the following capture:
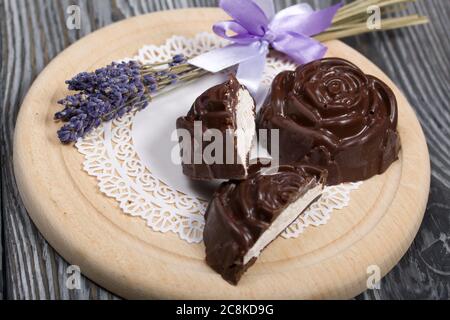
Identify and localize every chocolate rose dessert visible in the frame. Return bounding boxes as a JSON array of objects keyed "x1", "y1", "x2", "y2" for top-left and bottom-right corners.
[
  {"x1": 258, "y1": 58, "x2": 401, "y2": 185},
  {"x1": 177, "y1": 75, "x2": 256, "y2": 180},
  {"x1": 204, "y1": 164, "x2": 326, "y2": 285}
]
